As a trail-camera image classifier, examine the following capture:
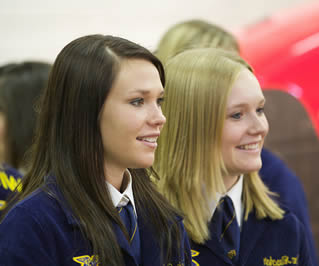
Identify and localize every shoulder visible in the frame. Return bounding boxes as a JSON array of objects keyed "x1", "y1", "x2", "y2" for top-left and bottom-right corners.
[
  {"x1": 0, "y1": 185, "x2": 76, "y2": 253},
  {"x1": 279, "y1": 210, "x2": 305, "y2": 232},
  {"x1": 2, "y1": 187, "x2": 66, "y2": 231},
  {"x1": 1, "y1": 182, "x2": 75, "y2": 239},
  {"x1": 0, "y1": 186, "x2": 84, "y2": 265},
  {"x1": 244, "y1": 210, "x2": 308, "y2": 250},
  {"x1": 256, "y1": 210, "x2": 307, "y2": 241}
]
